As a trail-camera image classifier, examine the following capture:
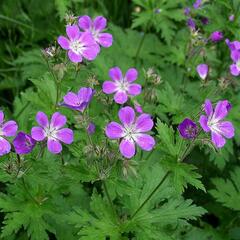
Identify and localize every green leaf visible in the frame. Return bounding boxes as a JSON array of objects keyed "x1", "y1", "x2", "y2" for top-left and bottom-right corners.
[
  {"x1": 67, "y1": 192, "x2": 120, "y2": 240},
  {"x1": 209, "y1": 167, "x2": 240, "y2": 211},
  {"x1": 171, "y1": 163, "x2": 206, "y2": 193}
]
